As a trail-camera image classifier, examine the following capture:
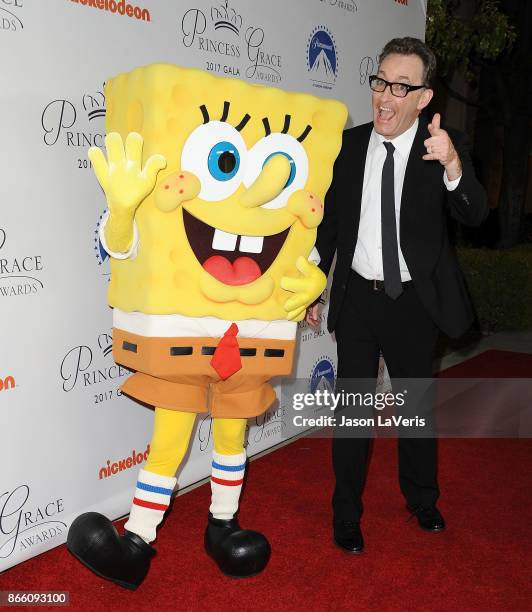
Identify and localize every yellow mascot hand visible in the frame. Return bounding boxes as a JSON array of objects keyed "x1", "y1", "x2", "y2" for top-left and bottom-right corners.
[
  {"x1": 280, "y1": 256, "x2": 327, "y2": 321},
  {"x1": 88, "y1": 132, "x2": 167, "y2": 253}
]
